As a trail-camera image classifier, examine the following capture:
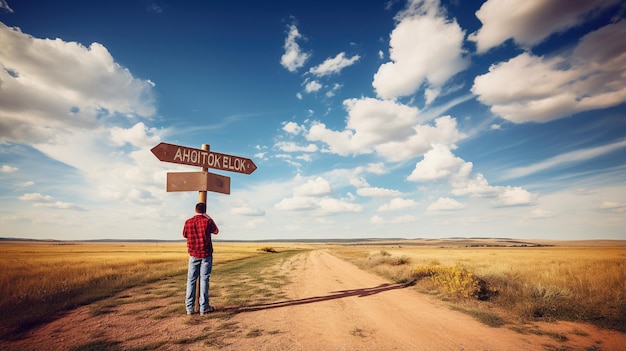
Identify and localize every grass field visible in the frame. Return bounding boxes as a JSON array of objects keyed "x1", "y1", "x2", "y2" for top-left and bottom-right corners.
[
  {"x1": 329, "y1": 240, "x2": 626, "y2": 332},
  {"x1": 0, "y1": 239, "x2": 624, "y2": 341},
  {"x1": 0, "y1": 241, "x2": 298, "y2": 340}
]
